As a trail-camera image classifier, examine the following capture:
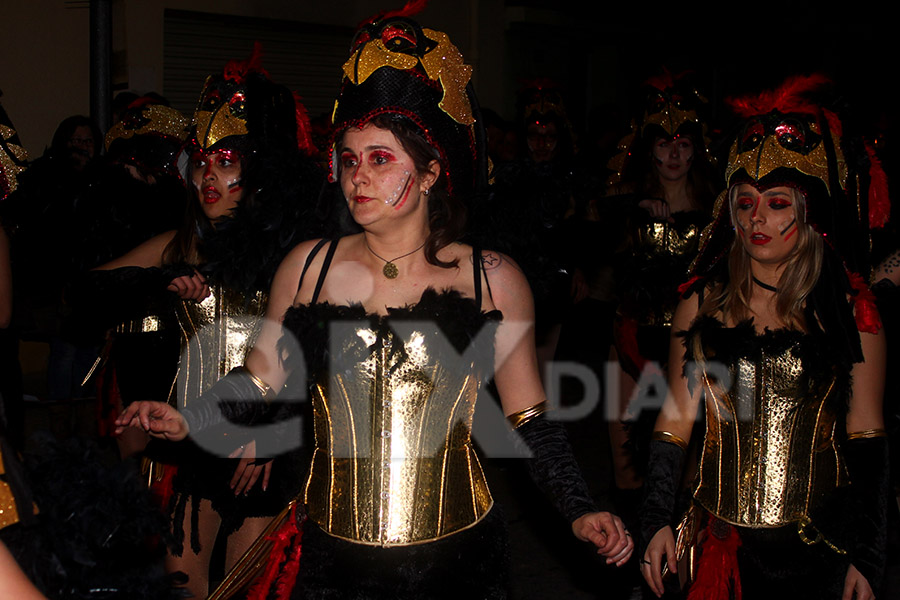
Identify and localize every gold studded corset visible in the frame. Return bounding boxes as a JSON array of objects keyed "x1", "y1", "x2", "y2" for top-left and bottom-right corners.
[
  {"x1": 692, "y1": 325, "x2": 849, "y2": 528},
  {"x1": 170, "y1": 285, "x2": 267, "y2": 409},
  {"x1": 300, "y1": 302, "x2": 498, "y2": 547}
]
